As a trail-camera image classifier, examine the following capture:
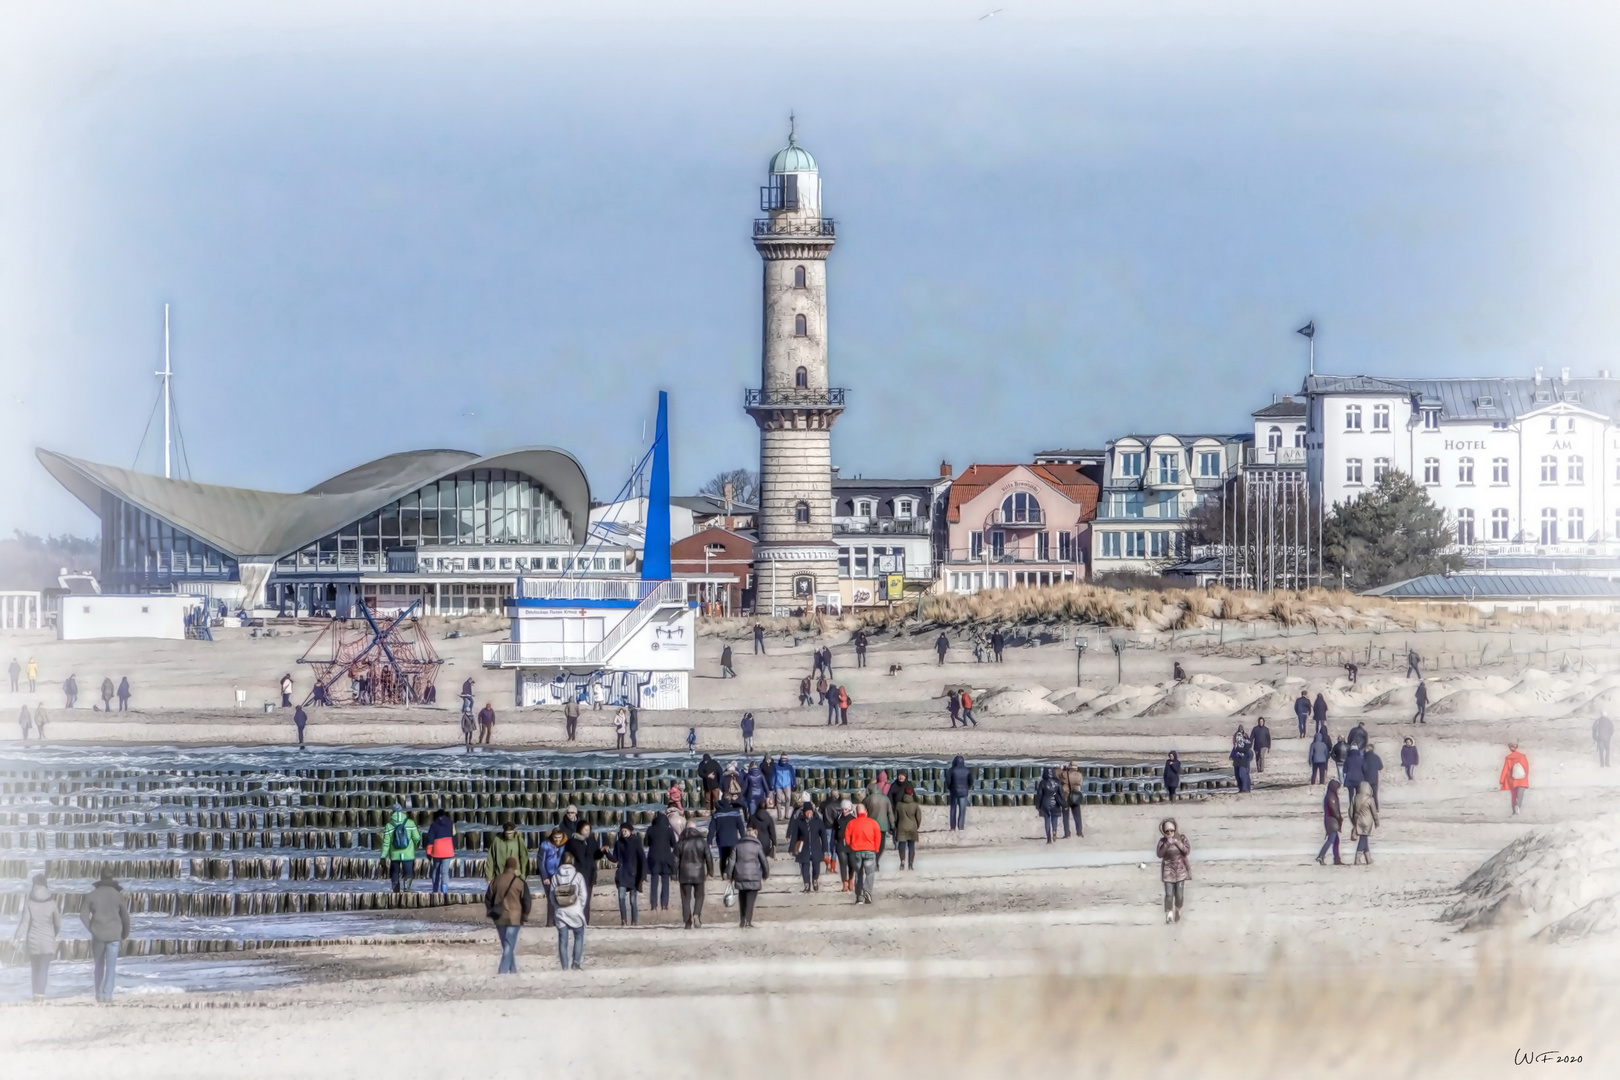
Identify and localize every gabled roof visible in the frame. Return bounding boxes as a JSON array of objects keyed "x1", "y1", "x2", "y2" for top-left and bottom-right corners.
[
  {"x1": 945, "y1": 463, "x2": 1100, "y2": 524},
  {"x1": 672, "y1": 494, "x2": 758, "y2": 516},
  {"x1": 1365, "y1": 574, "x2": 1620, "y2": 599},
  {"x1": 37, "y1": 446, "x2": 591, "y2": 560},
  {"x1": 1252, "y1": 397, "x2": 1307, "y2": 419},
  {"x1": 1305, "y1": 374, "x2": 1620, "y2": 421}
]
